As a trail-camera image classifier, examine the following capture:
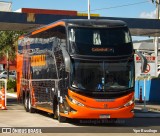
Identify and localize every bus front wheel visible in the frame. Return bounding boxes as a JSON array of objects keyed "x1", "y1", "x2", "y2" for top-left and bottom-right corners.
[{"x1": 54, "y1": 103, "x2": 66, "y2": 123}]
